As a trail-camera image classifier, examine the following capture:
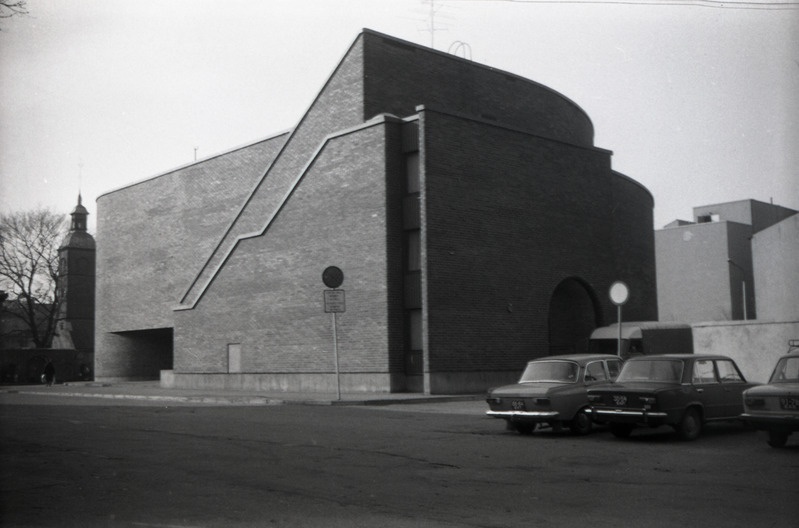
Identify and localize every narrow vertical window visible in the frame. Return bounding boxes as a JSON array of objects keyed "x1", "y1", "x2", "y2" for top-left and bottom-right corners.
[
  {"x1": 406, "y1": 152, "x2": 420, "y2": 194},
  {"x1": 407, "y1": 230, "x2": 421, "y2": 271}
]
